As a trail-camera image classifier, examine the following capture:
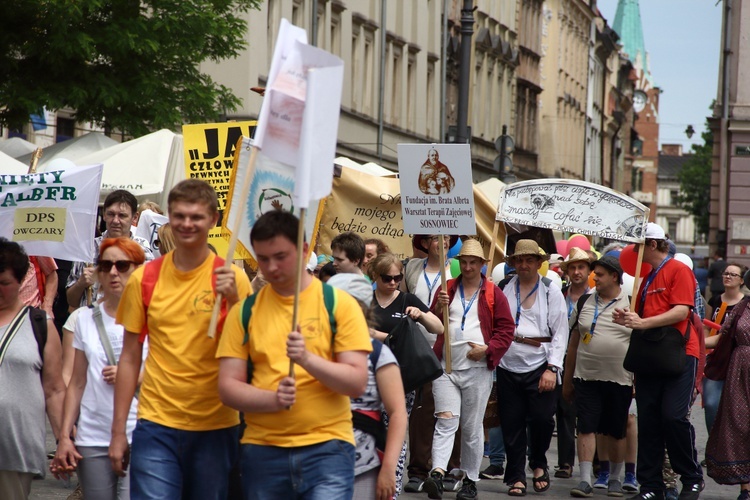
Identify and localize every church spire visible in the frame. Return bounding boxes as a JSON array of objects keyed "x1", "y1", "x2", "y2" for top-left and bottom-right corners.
[{"x1": 612, "y1": 0, "x2": 653, "y2": 88}]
